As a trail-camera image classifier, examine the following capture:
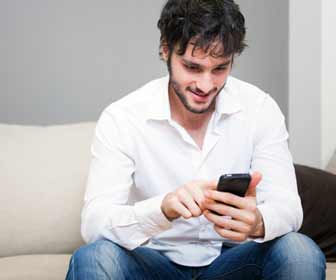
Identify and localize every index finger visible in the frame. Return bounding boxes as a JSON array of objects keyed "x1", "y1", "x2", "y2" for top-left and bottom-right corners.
[{"x1": 204, "y1": 190, "x2": 246, "y2": 209}]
